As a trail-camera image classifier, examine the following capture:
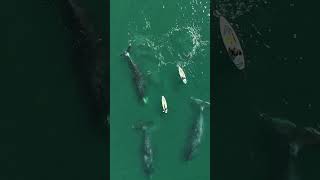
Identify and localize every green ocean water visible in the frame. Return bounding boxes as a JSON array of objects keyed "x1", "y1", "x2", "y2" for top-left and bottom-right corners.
[
  {"x1": 110, "y1": 0, "x2": 210, "y2": 179},
  {"x1": 213, "y1": 0, "x2": 320, "y2": 180}
]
